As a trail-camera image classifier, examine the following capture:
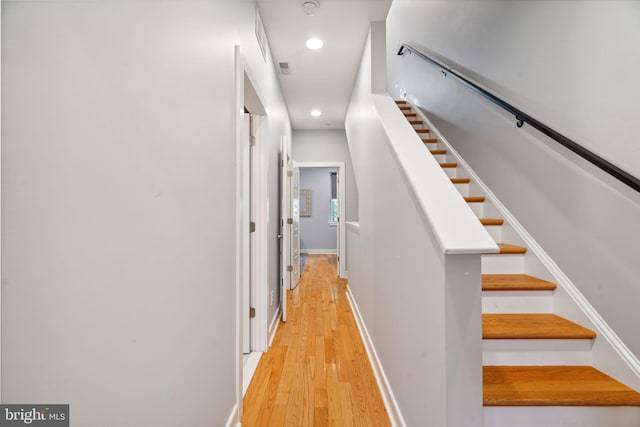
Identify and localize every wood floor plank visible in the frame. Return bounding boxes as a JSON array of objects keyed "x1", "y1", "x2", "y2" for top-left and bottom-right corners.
[{"x1": 241, "y1": 255, "x2": 390, "y2": 427}]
